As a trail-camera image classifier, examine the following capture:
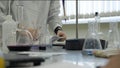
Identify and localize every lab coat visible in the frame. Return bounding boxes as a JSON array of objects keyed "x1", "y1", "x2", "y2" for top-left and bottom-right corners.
[{"x1": 0, "y1": 0, "x2": 62, "y2": 44}]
